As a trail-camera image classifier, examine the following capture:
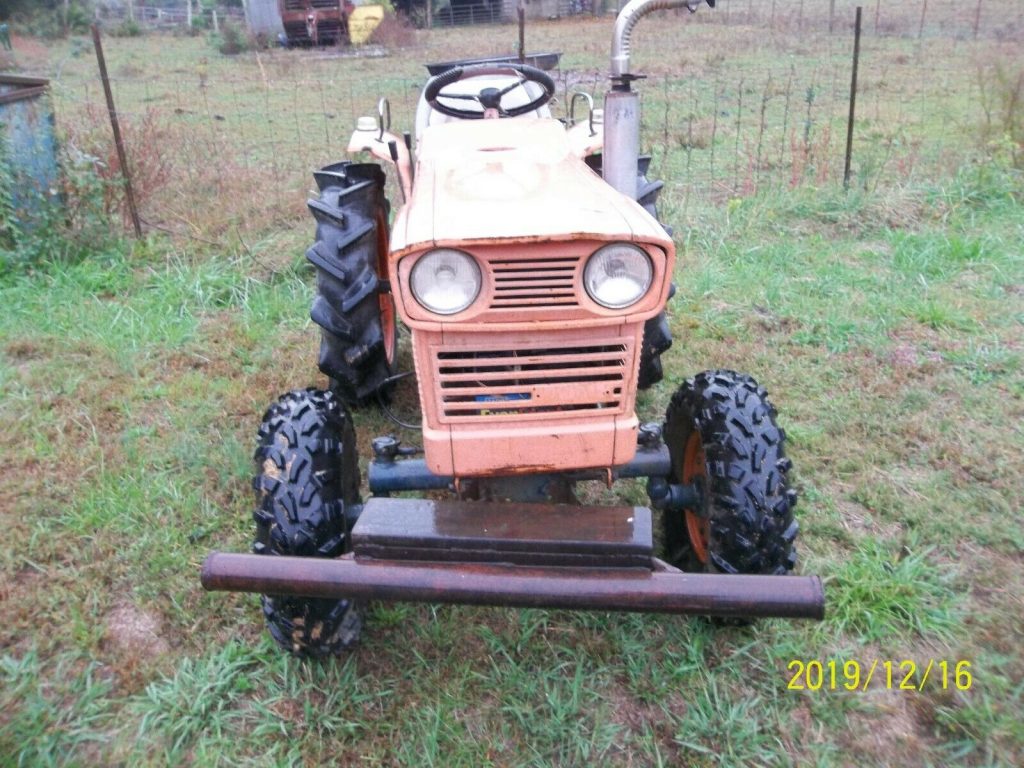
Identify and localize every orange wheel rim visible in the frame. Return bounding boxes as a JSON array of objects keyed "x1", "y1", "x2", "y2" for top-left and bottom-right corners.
[
  {"x1": 376, "y1": 208, "x2": 397, "y2": 366},
  {"x1": 682, "y1": 430, "x2": 710, "y2": 564}
]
